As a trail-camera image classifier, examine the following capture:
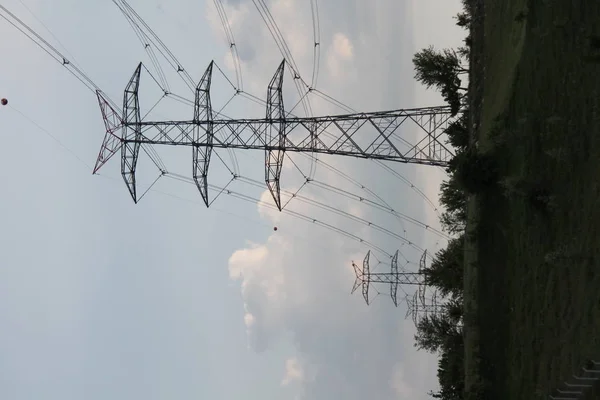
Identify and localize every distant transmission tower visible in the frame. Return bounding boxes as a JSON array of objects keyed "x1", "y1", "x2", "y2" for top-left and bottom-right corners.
[
  {"x1": 351, "y1": 250, "x2": 425, "y2": 307},
  {"x1": 405, "y1": 290, "x2": 443, "y2": 326},
  {"x1": 93, "y1": 60, "x2": 455, "y2": 209},
  {"x1": 352, "y1": 250, "x2": 443, "y2": 325}
]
